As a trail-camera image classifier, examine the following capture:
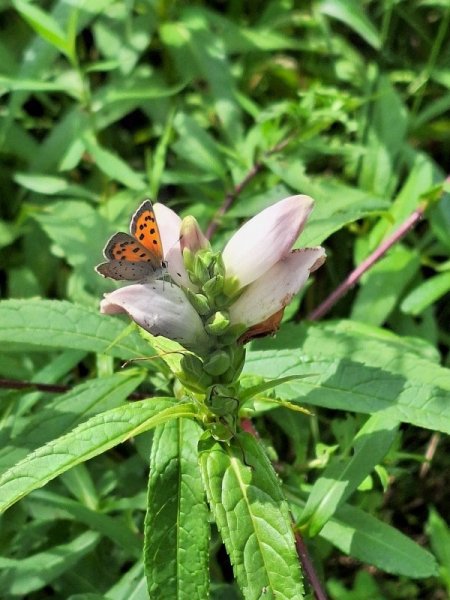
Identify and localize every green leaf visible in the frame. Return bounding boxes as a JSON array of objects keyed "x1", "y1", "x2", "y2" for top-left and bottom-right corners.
[
  {"x1": 358, "y1": 72, "x2": 407, "y2": 197},
  {"x1": 367, "y1": 151, "x2": 437, "y2": 248},
  {"x1": 350, "y1": 245, "x2": 421, "y2": 326},
  {"x1": 320, "y1": 0, "x2": 381, "y2": 50},
  {"x1": 0, "y1": 370, "x2": 145, "y2": 472},
  {"x1": 2, "y1": 0, "x2": 114, "y2": 149},
  {"x1": 0, "y1": 75, "x2": 79, "y2": 96},
  {"x1": 320, "y1": 503, "x2": 438, "y2": 578},
  {"x1": 60, "y1": 463, "x2": 99, "y2": 507},
  {"x1": 240, "y1": 374, "x2": 315, "y2": 403},
  {"x1": 106, "y1": 561, "x2": 148, "y2": 600},
  {"x1": 148, "y1": 109, "x2": 175, "y2": 200},
  {"x1": 0, "y1": 299, "x2": 153, "y2": 359},
  {"x1": 144, "y1": 419, "x2": 209, "y2": 599},
  {"x1": 401, "y1": 271, "x2": 450, "y2": 315},
  {"x1": 12, "y1": 0, "x2": 73, "y2": 59},
  {"x1": 300, "y1": 184, "x2": 389, "y2": 246},
  {"x1": 83, "y1": 132, "x2": 146, "y2": 190},
  {"x1": 248, "y1": 356, "x2": 450, "y2": 433},
  {"x1": 426, "y1": 508, "x2": 450, "y2": 590},
  {"x1": 246, "y1": 323, "x2": 450, "y2": 434},
  {"x1": 299, "y1": 411, "x2": 399, "y2": 536},
  {"x1": 28, "y1": 489, "x2": 142, "y2": 556},
  {"x1": 172, "y1": 112, "x2": 227, "y2": 178},
  {"x1": 206, "y1": 11, "x2": 299, "y2": 52},
  {"x1": 264, "y1": 163, "x2": 390, "y2": 246},
  {"x1": 14, "y1": 172, "x2": 97, "y2": 199},
  {"x1": 0, "y1": 398, "x2": 196, "y2": 513},
  {"x1": 273, "y1": 320, "x2": 444, "y2": 382},
  {"x1": 250, "y1": 319, "x2": 450, "y2": 388},
  {"x1": 33, "y1": 200, "x2": 110, "y2": 288},
  {"x1": 97, "y1": 80, "x2": 187, "y2": 107},
  {"x1": 0, "y1": 531, "x2": 99, "y2": 595},
  {"x1": 161, "y1": 9, "x2": 242, "y2": 141},
  {"x1": 199, "y1": 432, "x2": 304, "y2": 600},
  {"x1": 430, "y1": 193, "x2": 450, "y2": 252}
]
